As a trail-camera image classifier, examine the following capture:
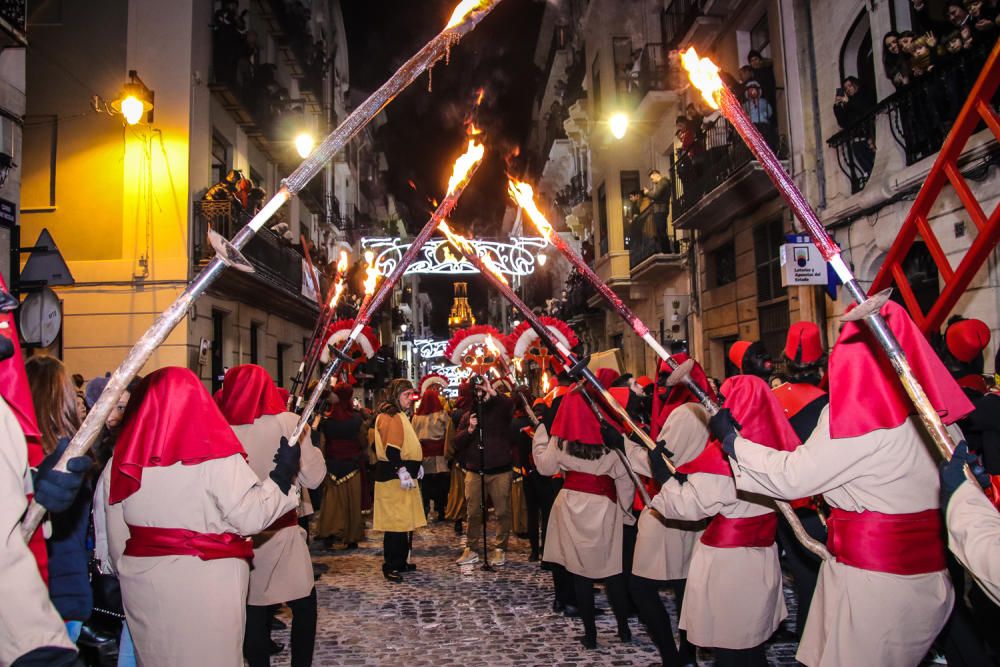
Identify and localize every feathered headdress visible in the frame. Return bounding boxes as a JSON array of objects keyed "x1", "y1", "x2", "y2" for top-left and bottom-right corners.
[
  {"x1": 445, "y1": 324, "x2": 508, "y2": 375},
  {"x1": 505, "y1": 317, "x2": 577, "y2": 375},
  {"x1": 320, "y1": 318, "x2": 381, "y2": 365},
  {"x1": 418, "y1": 373, "x2": 448, "y2": 396}
]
